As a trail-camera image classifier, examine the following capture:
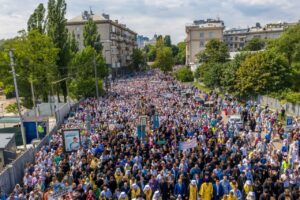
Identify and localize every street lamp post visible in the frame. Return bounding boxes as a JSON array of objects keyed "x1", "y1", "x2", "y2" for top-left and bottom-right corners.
[
  {"x1": 30, "y1": 79, "x2": 39, "y2": 140},
  {"x1": 93, "y1": 51, "x2": 99, "y2": 99},
  {"x1": 9, "y1": 49, "x2": 27, "y2": 150},
  {"x1": 51, "y1": 77, "x2": 71, "y2": 125}
]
